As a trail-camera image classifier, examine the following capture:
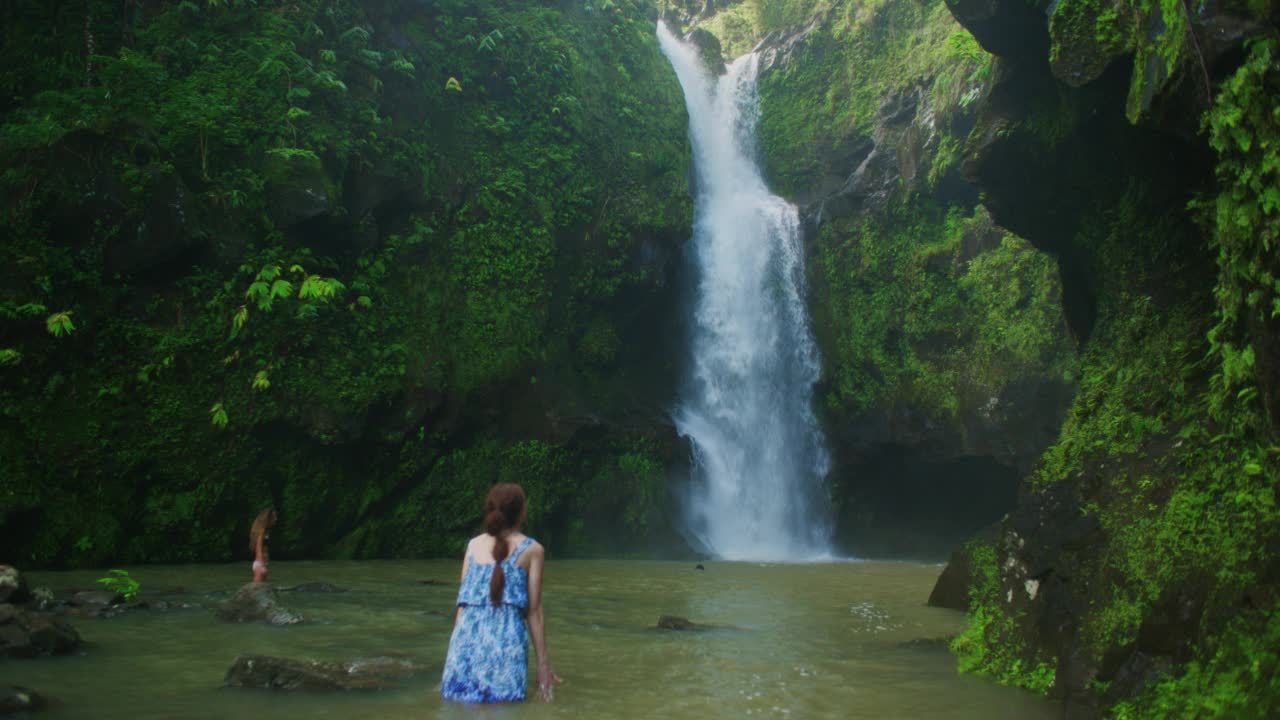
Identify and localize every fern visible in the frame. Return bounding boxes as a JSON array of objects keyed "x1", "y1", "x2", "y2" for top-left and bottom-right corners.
[
  {"x1": 46, "y1": 311, "x2": 75, "y2": 337},
  {"x1": 299, "y1": 275, "x2": 345, "y2": 300},
  {"x1": 209, "y1": 402, "x2": 229, "y2": 429},
  {"x1": 230, "y1": 305, "x2": 248, "y2": 339},
  {"x1": 270, "y1": 279, "x2": 294, "y2": 300}
]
